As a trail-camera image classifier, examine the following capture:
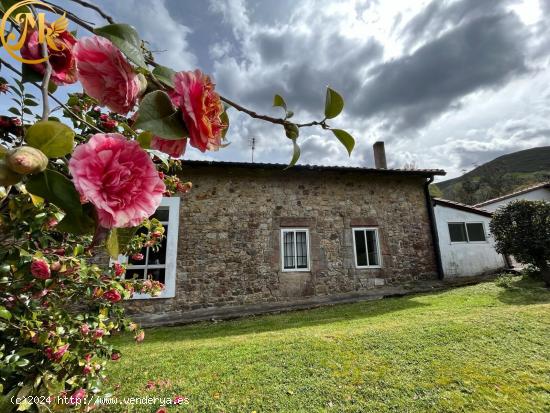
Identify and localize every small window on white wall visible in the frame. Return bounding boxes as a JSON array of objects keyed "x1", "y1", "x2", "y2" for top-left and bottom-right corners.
[
  {"x1": 353, "y1": 228, "x2": 382, "y2": 268},
  {"x1": 281, "y1": 229, "x2": 310, "y2": 271},
  {"x1": 117, "y1": 197, "x2": 180, "y2": 299},
  {"x1": 448, "y1": 222, "x2": 486, "y2": 243}
]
